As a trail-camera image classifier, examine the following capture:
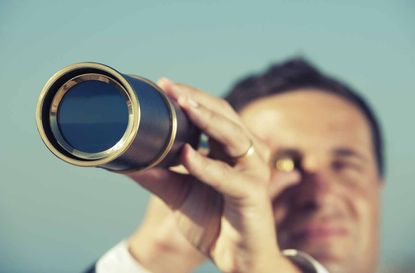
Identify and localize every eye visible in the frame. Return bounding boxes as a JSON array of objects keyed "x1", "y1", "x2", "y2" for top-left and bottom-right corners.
[{"x1": 331, "y1": 160, "x2": 361, "y2": 173}]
